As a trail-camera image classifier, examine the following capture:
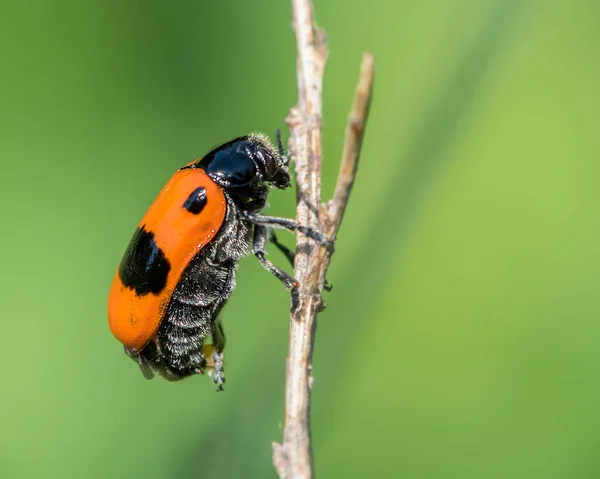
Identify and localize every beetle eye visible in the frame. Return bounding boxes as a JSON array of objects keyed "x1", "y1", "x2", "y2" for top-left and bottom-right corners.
[{"x1": 199, "y1": 141, "x2": 257, "y2": 188}]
